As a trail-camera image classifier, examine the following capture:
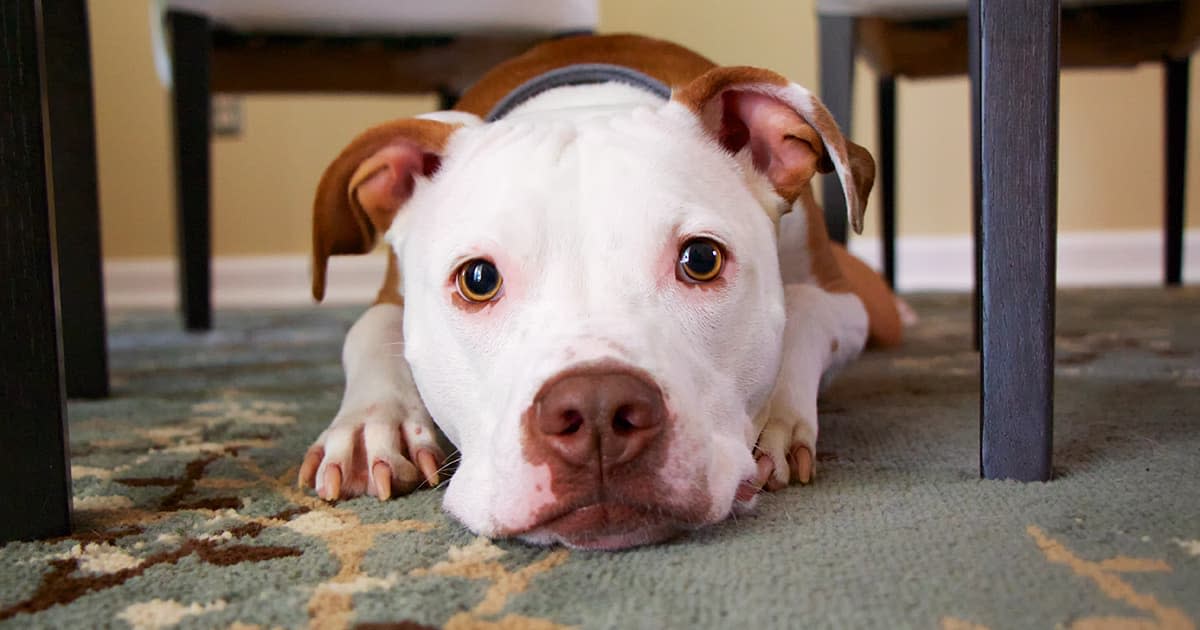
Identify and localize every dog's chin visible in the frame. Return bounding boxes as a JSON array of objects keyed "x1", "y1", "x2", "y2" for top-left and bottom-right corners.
[{"x1": 515, "y1": 503, "x2": 687, "y2": 550}]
